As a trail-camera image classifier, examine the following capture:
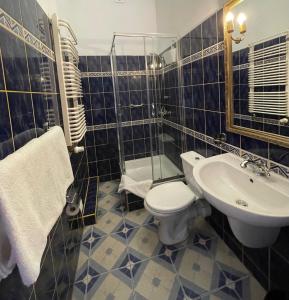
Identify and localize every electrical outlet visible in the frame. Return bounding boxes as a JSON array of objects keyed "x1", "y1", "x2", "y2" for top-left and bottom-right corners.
[{"x1": 115, "y1": 0, "x2": 126, "y2": 3}]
